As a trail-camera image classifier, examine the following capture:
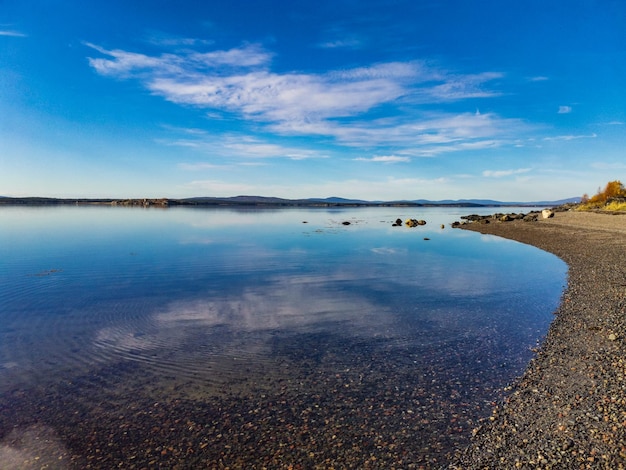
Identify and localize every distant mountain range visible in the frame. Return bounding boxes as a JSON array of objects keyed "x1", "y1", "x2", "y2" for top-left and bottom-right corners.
[
  {"x1": 0, "y1": 195, "x2": 581, "y2": 207},
  {"x1": 406, "y1": 197, "x2": 581, "y2": 206}
]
